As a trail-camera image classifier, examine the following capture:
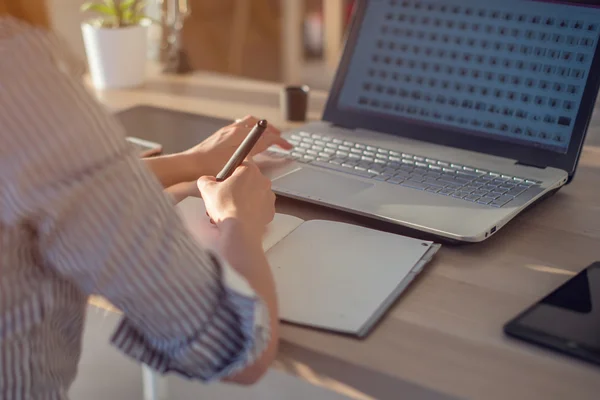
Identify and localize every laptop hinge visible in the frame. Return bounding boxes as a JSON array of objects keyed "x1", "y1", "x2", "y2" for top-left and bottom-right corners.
[{"x1": 514, "y1": 160, "x2": 547, "y2": 169}]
